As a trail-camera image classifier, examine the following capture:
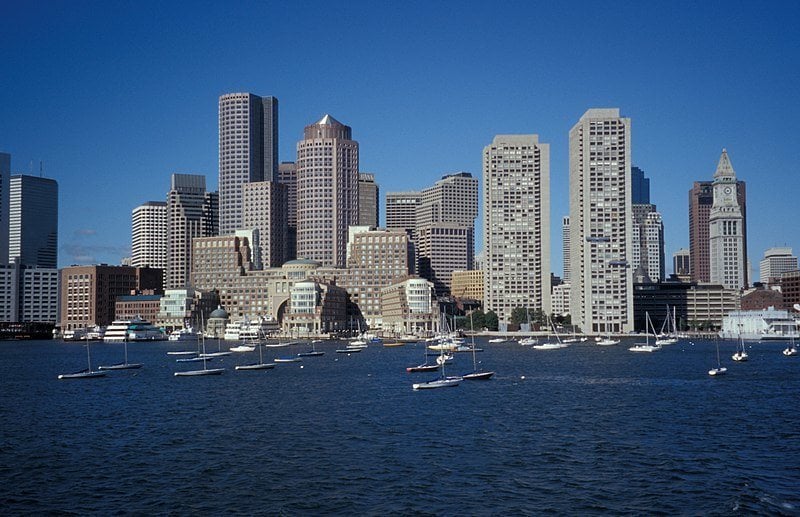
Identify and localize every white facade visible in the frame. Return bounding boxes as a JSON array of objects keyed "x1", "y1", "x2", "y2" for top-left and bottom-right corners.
[
  {"x1": 569, "y1": 109, "x2": 633, "y2": 334},
  {"x1": 0, "y1": 153, "x2": 9, "y2": 265},
  {"x1": 290, "y1": 281, "x2": 319, "y2": 314},
  {"x1": 131, "y1": 201, "x2": 167, "y2": 269},
  {"x1": 0, "y1": 262, "x2": 58, "y2": 323},
  {"x1": 759, "y1": 247, "x2": 797, "y2": 283},
  {"x1": 551, "y1": 282, "x2": 571, "y2": 318},
  {"x1": 483, "y1": 134, "x2": 551, "y2": 323},
  {"x1": 631, "y1": 205, "x2": 664, "y2": 282},
  {"x1": 562, "y1": 216, "x2": 570, "y2": 282},
  {"x1": 709, "y1": 149, "x2": 746, "y2": 290}
]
